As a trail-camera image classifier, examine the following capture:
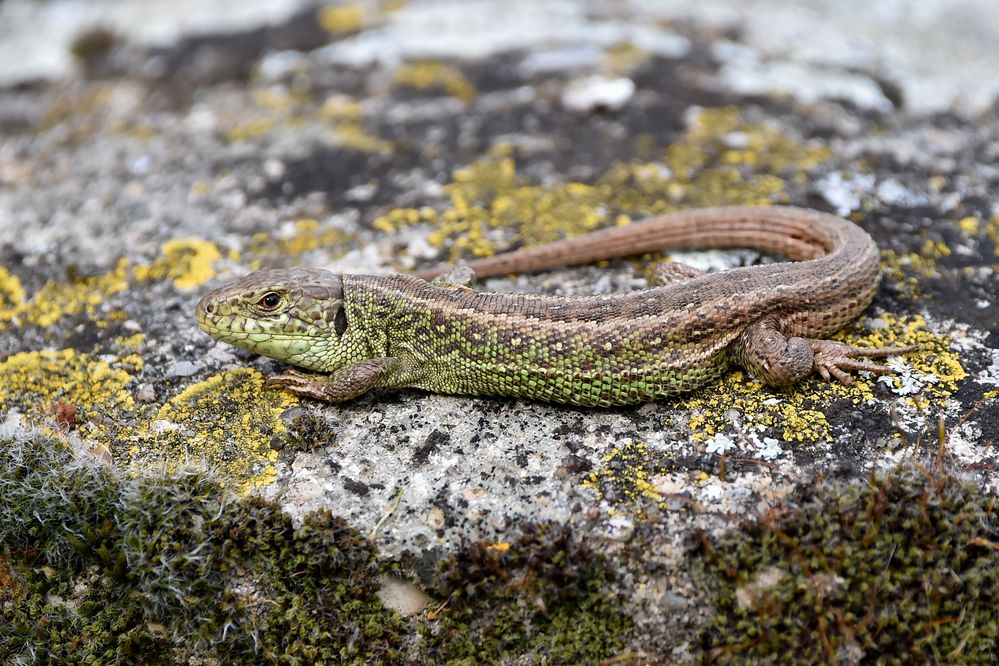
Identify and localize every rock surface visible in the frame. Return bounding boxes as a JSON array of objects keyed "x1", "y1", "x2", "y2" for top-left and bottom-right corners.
[{"x1": 1, "y1": 1, "x2": 996, "y2": 663}]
